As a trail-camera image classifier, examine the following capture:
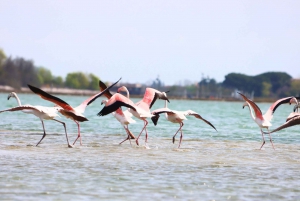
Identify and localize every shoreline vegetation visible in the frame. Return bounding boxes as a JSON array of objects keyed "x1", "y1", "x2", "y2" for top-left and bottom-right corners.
[
  {"x1": 0, "y1": 49, "x2": 299, "y2": 102},
  {"x1": 0, "y1": 84, "x2": 279, "y2": 103}
]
